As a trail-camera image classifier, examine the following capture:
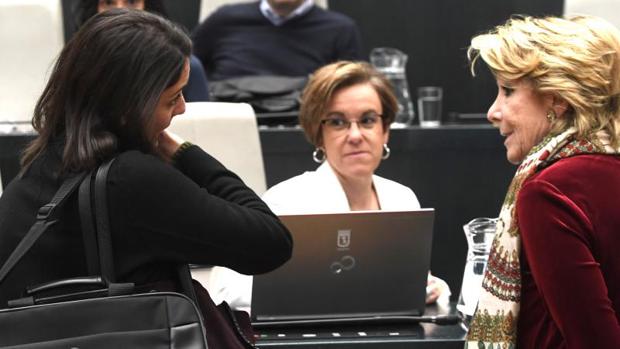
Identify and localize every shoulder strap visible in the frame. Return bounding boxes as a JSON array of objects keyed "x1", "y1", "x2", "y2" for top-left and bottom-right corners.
[
  {"x1": 93, "y1": 158, "x2": 116, "y2": 282},
  {"x1": 0, "y1": 173, "x2": 87, "y2": 284},
  {"x1": 78, "y1": 172, "x2": 100, "y2": 276},
  {"x1": 85, "y1": 158, "x2": 199, "y2": 305}
]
